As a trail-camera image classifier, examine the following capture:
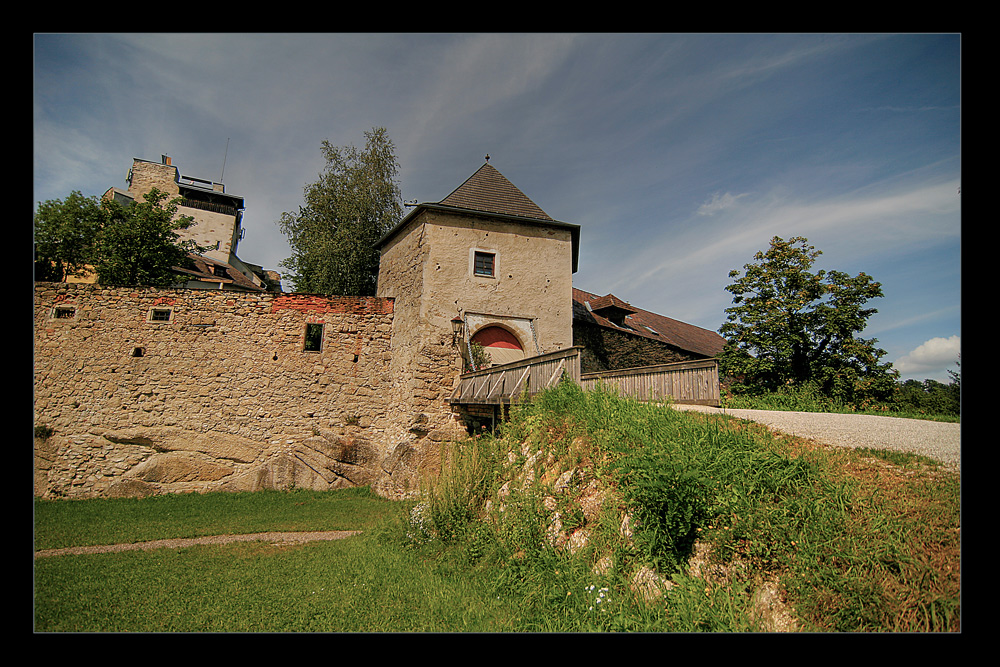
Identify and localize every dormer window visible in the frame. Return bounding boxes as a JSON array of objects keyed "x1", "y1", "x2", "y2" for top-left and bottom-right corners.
[
  {"x1": 474, "y1": 251, "x2": 495, "y2": 277},
  {"x1": 589, "y1": 294, "x2": 638, "y2": 329}
]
